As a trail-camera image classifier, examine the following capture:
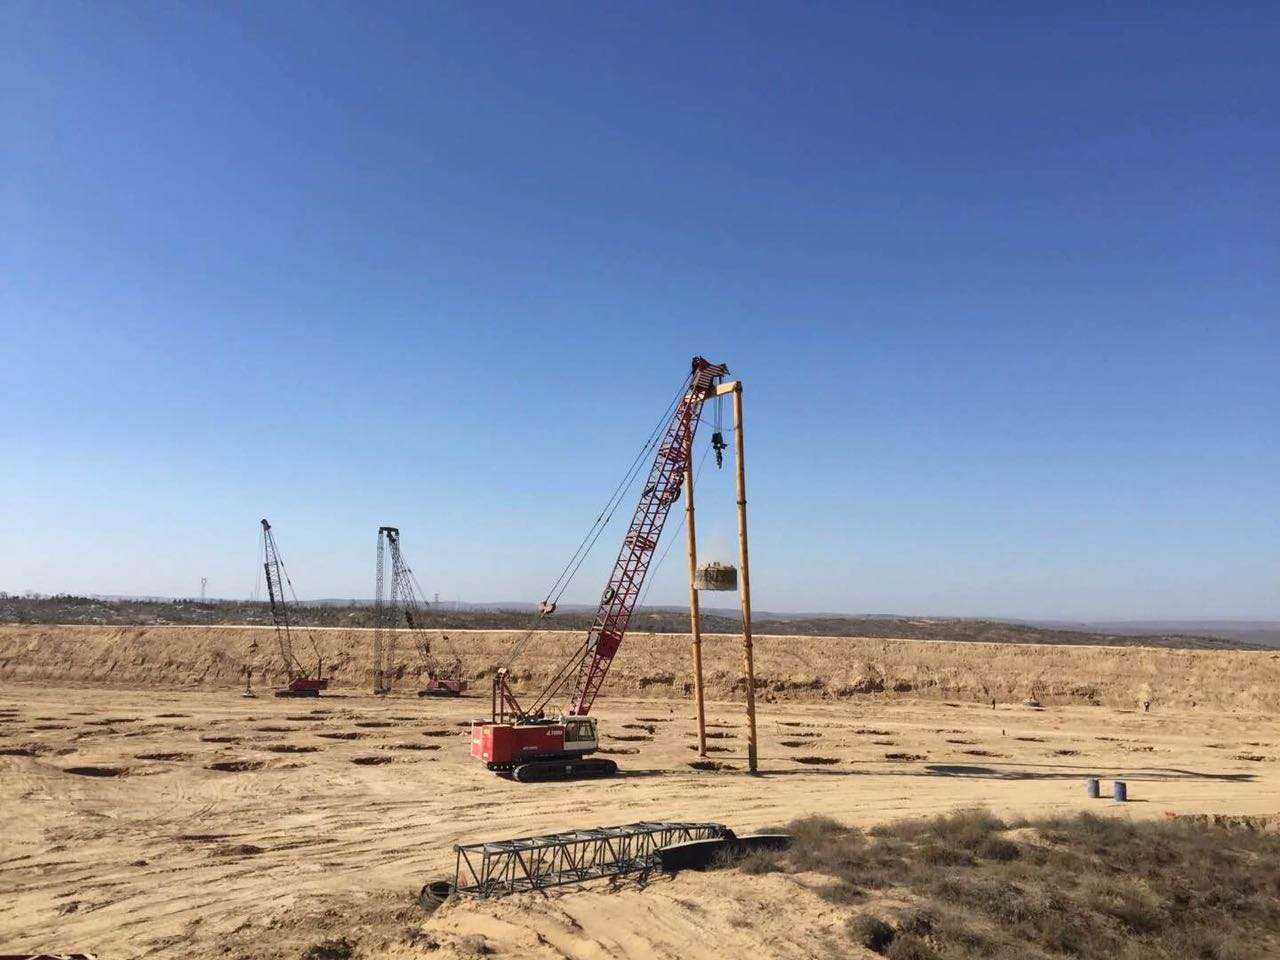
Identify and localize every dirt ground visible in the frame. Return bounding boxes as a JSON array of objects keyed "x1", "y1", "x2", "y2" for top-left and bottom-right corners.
[{"x1": 2, "y1": 682, "x2": 1277, "y2": 959}]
